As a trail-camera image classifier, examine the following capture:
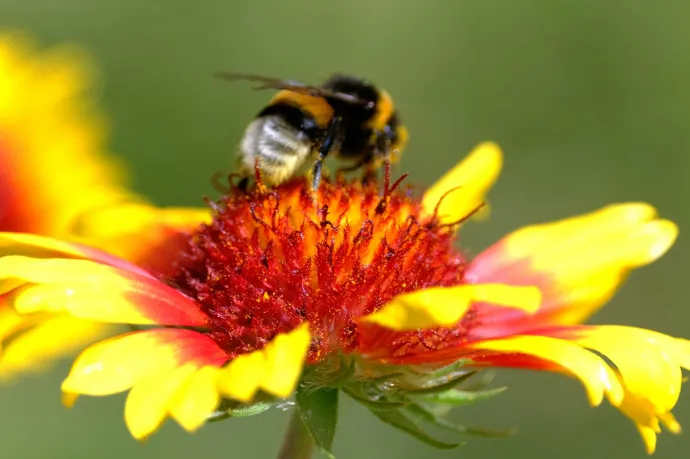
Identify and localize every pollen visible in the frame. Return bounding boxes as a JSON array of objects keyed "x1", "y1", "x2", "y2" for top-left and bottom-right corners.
[{"x1": 170, "y1": 176, "x2": 471, "y2": 363}]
